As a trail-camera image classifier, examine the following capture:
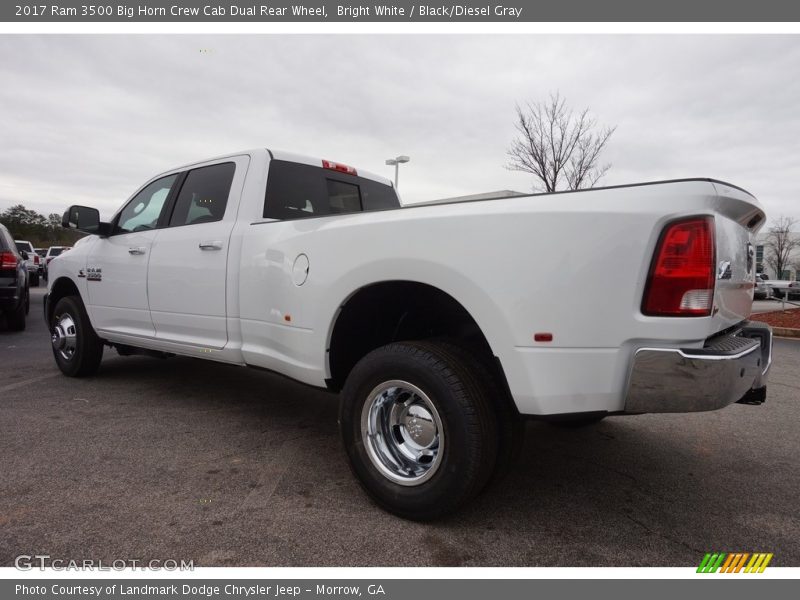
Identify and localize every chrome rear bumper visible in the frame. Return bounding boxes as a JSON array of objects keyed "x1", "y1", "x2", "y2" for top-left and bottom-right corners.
[{"x1": 624, "y1": 322, "x2": 772, "y2": 413}]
